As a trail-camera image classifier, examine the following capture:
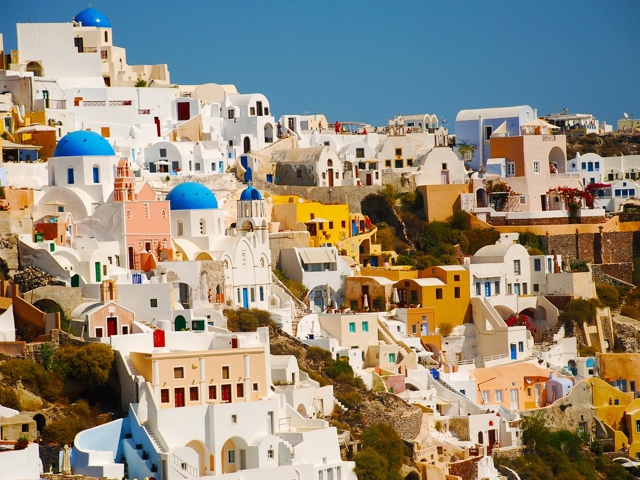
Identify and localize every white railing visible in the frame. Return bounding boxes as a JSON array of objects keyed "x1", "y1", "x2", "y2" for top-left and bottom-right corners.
[
  {"x1": 550, "y1": 173, "x2": 581, "y2": 179},
  {"x1": 542, "y1": 135, "x2": 556, "y2": 141},
  {"x1": 483, "y1": 353, "x2": 509, "y2": 363},
  {"x1": 172, "y1": 453, "x2": 197, "y2": 477}
]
